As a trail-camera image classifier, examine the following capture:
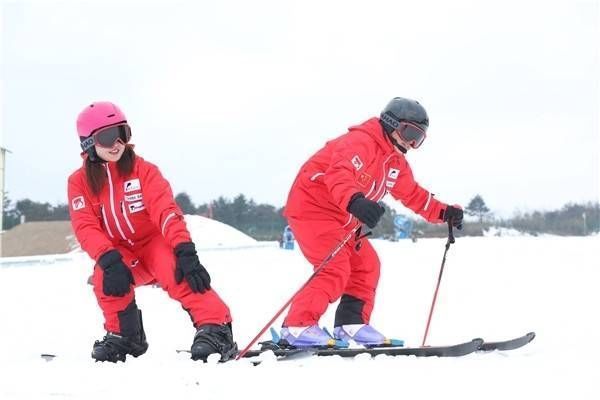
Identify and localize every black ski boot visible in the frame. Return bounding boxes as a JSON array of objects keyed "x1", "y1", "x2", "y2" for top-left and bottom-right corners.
[
  {"x1": 191, "y1": 323, "x2": 238, "y2": 362},
  {"x1": 92, "y1": 301, "x2": 148, "y2": 362},
  {"x1": 92, "y1": 331, "x2": 148, "y2": 362}
]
